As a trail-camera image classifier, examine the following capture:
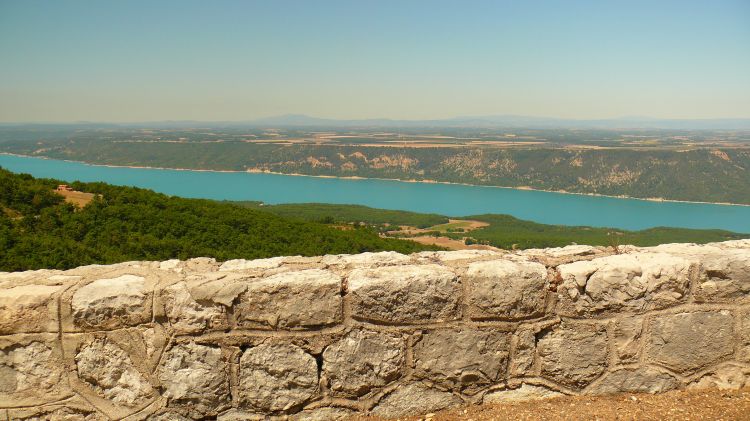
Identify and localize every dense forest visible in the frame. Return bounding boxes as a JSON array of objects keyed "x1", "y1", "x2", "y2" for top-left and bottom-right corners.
[
  {"x1": 4, "y1": 131, "x2": 749, "y2": 204},
  {"x1": 0, "y1": 168, "x2": 436, "y2": 271}
]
